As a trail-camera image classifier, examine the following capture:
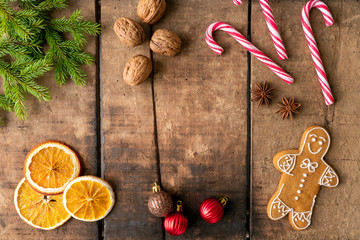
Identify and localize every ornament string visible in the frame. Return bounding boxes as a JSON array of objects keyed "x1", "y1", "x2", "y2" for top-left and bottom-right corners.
[
  {"x1": 302, "y1": 0, "x2": 335, "y2": 105},
  {"x1": 205, "y1": 22, "x2": 293, "y2": 84}
]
